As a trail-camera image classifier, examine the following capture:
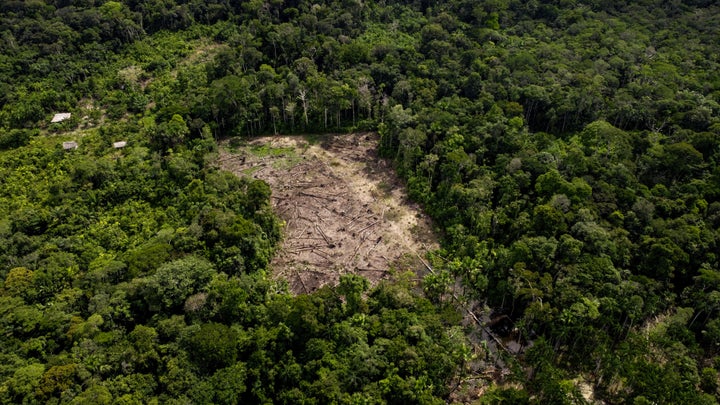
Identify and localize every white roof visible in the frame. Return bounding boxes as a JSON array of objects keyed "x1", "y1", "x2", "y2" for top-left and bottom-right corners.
[
  {"x1": 62, "y1": 141, "x2": 78, "y2": 150},
  {"x1": 51, "y1": 113, "x2": 72, "y2": 123},
  {"x1": 113, "y1": 141, "x2": 127, "y2": 148}
]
